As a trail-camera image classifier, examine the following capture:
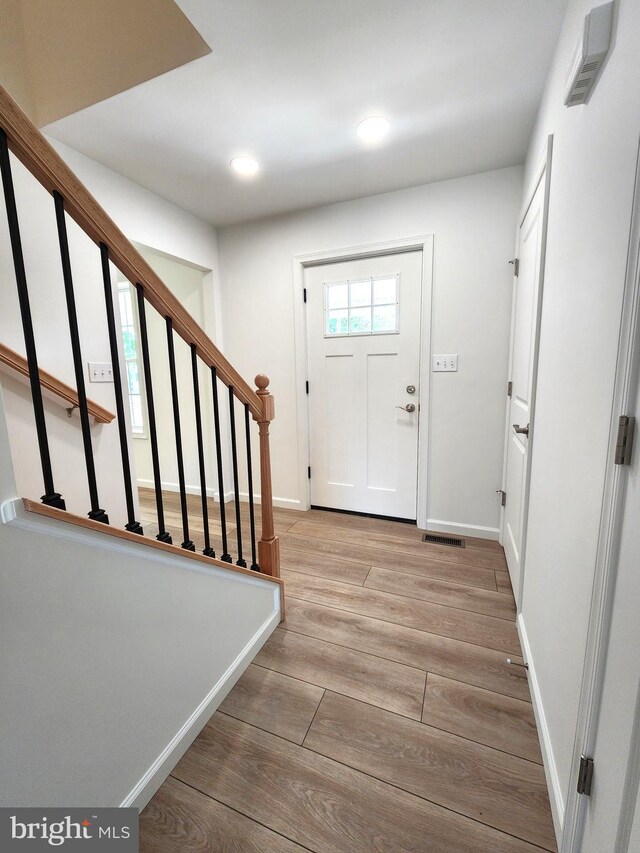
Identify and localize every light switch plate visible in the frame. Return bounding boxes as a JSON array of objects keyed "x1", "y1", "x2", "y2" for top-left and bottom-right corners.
[
  {"x1": 433, "y1": 354, "x2": 458, "y2": 372},
  {"x1": 88, "y1": 362, "x2": 113, "y2": 383}
]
